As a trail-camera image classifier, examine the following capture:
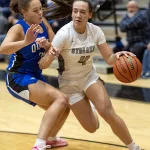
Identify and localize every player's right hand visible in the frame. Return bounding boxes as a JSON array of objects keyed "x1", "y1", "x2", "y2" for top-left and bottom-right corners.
[
  {"x1": 24, "y1": 24, "x2": 40, "y2": 46},
  {"x1": 49, "y1": 46, "x2": 60, "y2": 58}
]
